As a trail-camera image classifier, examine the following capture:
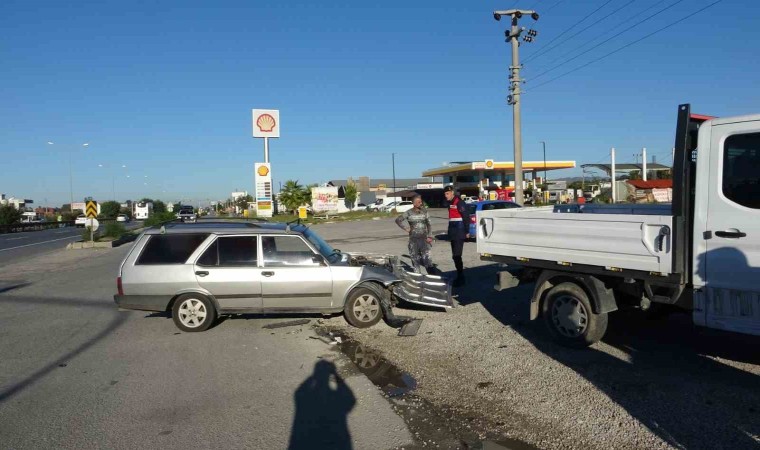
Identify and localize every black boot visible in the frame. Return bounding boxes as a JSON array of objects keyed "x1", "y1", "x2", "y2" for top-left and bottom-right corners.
[{"x1": 452, "y1": 257, "x2": 465, "y2": 286}]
